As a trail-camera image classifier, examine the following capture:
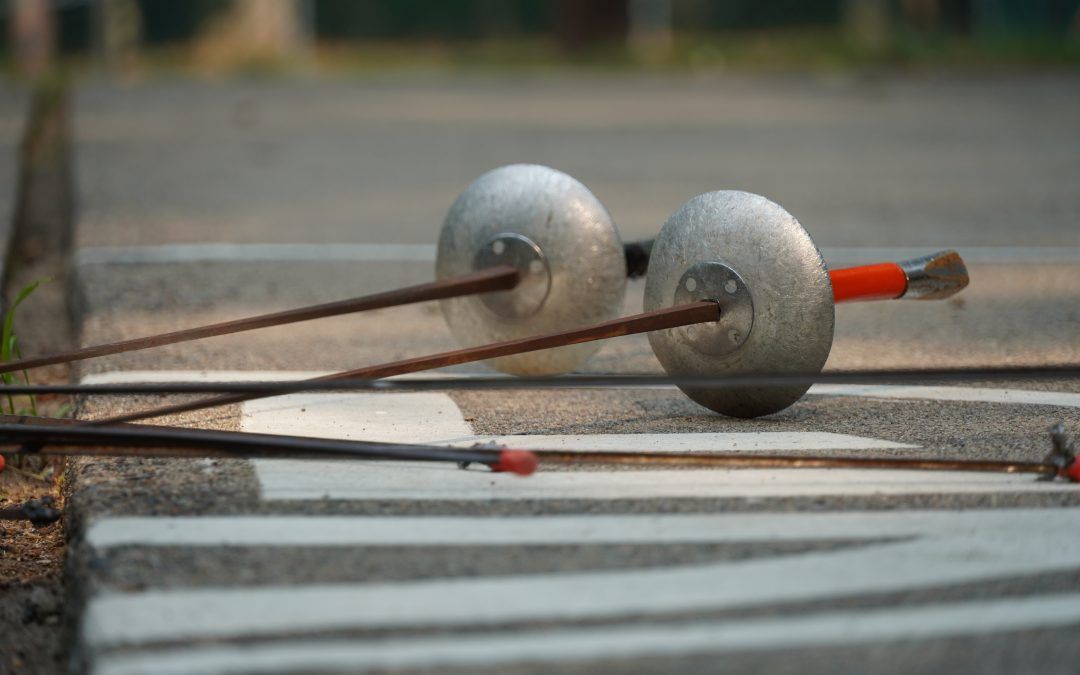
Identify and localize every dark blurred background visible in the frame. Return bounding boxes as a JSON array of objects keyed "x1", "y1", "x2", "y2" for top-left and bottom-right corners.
[{"x1": 3, "y1": 0, "x2": 1080, "y2": 77}]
